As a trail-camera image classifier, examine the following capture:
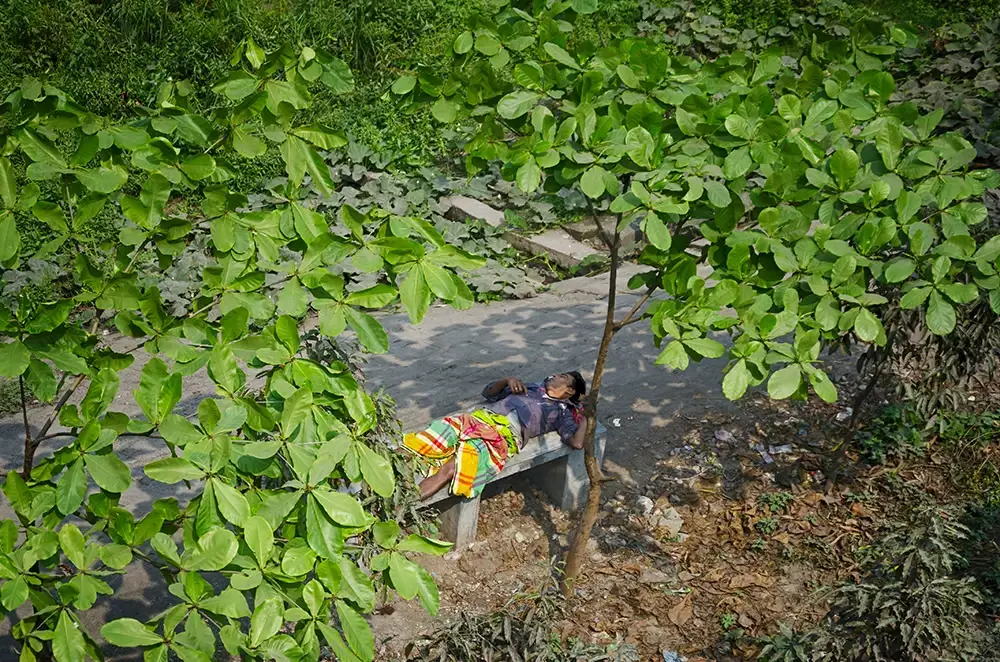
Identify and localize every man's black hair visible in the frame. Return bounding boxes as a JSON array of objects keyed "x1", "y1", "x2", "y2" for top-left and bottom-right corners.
[{"x1": 568, "y1": 371, "x2": 587, "y2": 404}]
